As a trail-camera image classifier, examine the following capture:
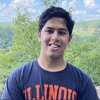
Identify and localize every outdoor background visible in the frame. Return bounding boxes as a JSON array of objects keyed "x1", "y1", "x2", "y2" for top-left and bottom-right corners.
[{"x1": 0, "y1": 0, "x2": 100, "y2": 96}]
